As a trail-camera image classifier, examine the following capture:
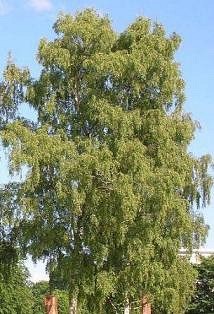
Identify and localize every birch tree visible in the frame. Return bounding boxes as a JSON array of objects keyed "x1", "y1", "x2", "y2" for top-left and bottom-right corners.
[{"x1": 1, "y1": 9, "x2": 212, "y2": 313}]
